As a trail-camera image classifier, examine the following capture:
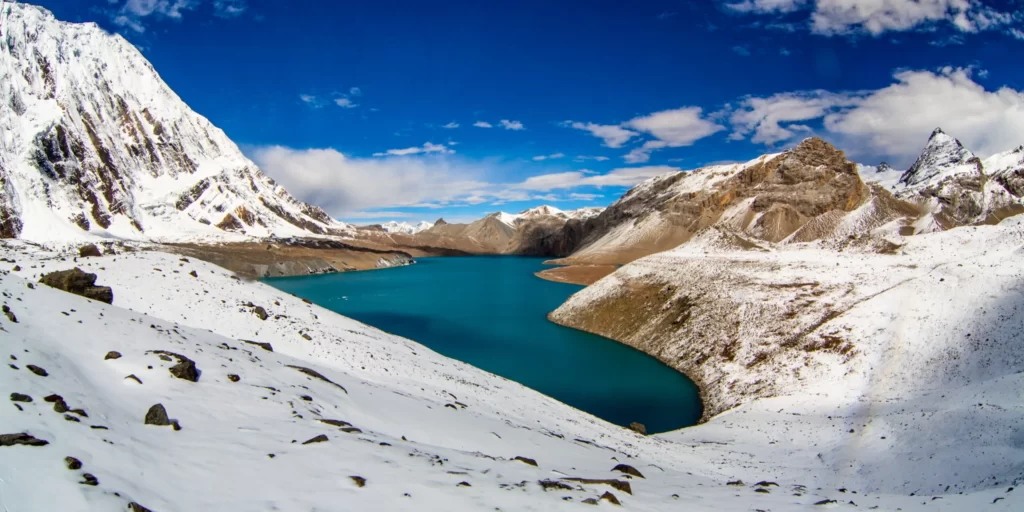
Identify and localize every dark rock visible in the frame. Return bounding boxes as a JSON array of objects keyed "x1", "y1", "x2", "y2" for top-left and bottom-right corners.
[
  {"x1": 628, "y1": 422, "x2": 647, "y2": 435},
  {"x1": 755, "y1": 481, "x2": 779, "y2": 487},
  {"x1": 242, "y1": 340, "x2": 273, "y2": 352},
  {"x1": 563, "y1": 478, "x2": 632, "y2": 495},
  {"x1": 128, "y1": 502, "x2": 154, "y2": 512},
  {"x1": 39, "y1": 268, "x2": 113, "y2": 304},
  {"x1": 302, "y1": 434, "x2": 329, "y2": 445},
  {"x1": 79, "y1": 473, "x2": 99, "y2": 486},
  {"x1": 300, "y1": 394, "x2": 312, "y2": 401},
  {"x1": 43, "y1": 394, "x2": 69, "y2": 413},
  {"x1": 611, "y1": 464, "x2": 644, "y2": 478},
  {"x1": 171, "y1": 420, "x2": 182, "y2": 431},
  {"x1": 64, "y1": 414, "x2": 80, "y2": 422},
  {"x1": 158, "y1": 355, "x2": 172, "y2": 362},
  {"x1": 69, "y1": 408, "x2": 88, "y2": 417},
  {"x1": 89, "y1": 425, "x2": 108, "y2": 430},
  {"x1": 144, "y1": 404, "x2": 171, "y2": 426},
  {"x1": 65, "y1": 456, "x2": 82, "y2": 470},
  {"x1": 0, "y1": 432, "x2": 49, "y2": 446},
  {"x1": 340, "y1": 427, "x2": 362, "y2": 434},
  {"x1": 727, "y1": 480, "x2": 745, "y2": 486},
  {"x1": 189, "y1": 270, "x2": 198, "y2": 278},
  {"x1": 104, "y1": 351, "x2": 122, "y2": 360},
  {"x1": 286, "y1": 365, "x2": 347, "y2": 393},
  {"x1": 26, "y1": 364, "x2": 48, "y2": 377},
  {"x1": 582, "y1": 498, "x2": 599, "y2": 505},
  {"x1": 814, "y1": 499, "x2": 838, "y2": 506},
  {"x1": 350, "y1": 476, "x2": 366, "y2": 488},
  {"x1": 78, "y1": 244, "x2": 102, "y2": 258},
  {"x1": 125, "y1": 374, "x2": 143, "y2": 384},
  {"x1": 539, "y1": 479, "x2": 573, "y2": 491},
  {"x1": 444, "y1": 403, "x2": 457, "y2": 410},
  {"x1": 457, "y1": 481, "x2": 471, "y2": 487},
  {"x1": 10, "y1": 392, "x2": 32, "y2": 402},
  {"x1": 300, "y1": 332, "x2": 312, "y2": 341},
  {"x1": 252, "y1": 306, "x2": 268, "y2": 321},
  {"x1": 755, "y1": 488, "x2": 770, "y2": 493},
  {"x1": 513, "y1": 456, "x2": 538, "y2": 467},
  {"x1": 2, "y1": 305, "x2": 16, "y2": 323},
  {"x1": 600, "y1": 491, "x2": 621, "y2": 505},
  {"x1": 227, "y1": 374, "x2": 240, "y2": 382},
  {"x1": 150, "y1": 351, "x2": 199, "y2": 382},
  {"x1": 317, "y1": 419, "x2": 352, "y2": 427}
]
